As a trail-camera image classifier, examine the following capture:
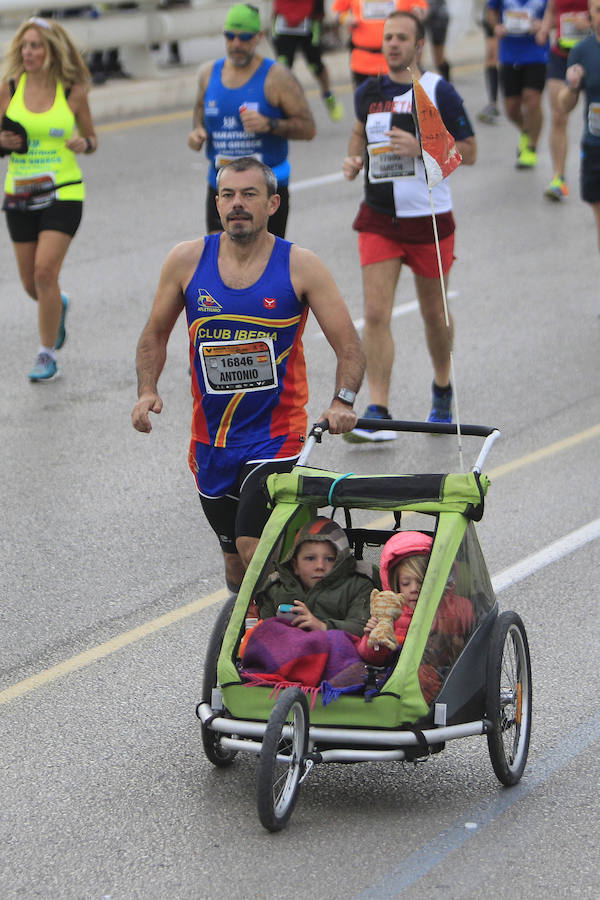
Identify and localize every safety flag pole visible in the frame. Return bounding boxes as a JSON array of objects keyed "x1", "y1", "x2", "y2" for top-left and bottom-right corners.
[{"x1": 409, "y1": 68, "x2": 465, "y2": 471}]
